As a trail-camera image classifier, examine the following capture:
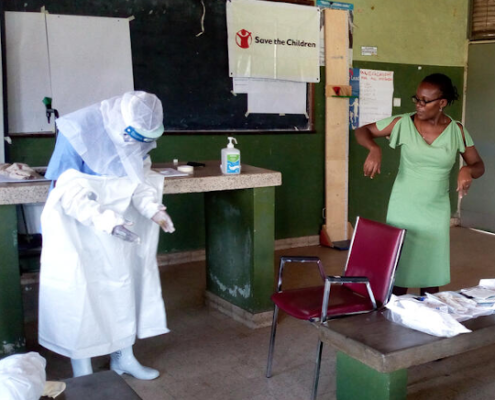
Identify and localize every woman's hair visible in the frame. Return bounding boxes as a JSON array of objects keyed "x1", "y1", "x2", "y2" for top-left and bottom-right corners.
[{"x1": 422, "y1": 73, "x2": 459, "y2": 105}]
